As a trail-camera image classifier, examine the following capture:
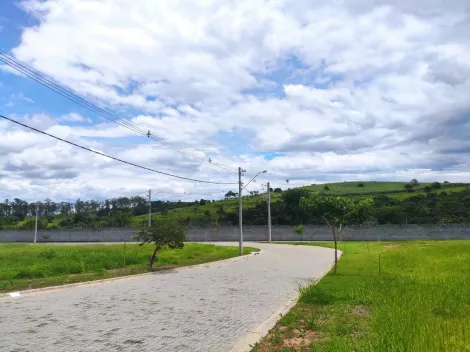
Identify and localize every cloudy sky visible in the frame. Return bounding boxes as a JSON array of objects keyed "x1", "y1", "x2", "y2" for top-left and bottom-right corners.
[{"x1": 1, "y1": 0, "x2": 470, "y2": 202}]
